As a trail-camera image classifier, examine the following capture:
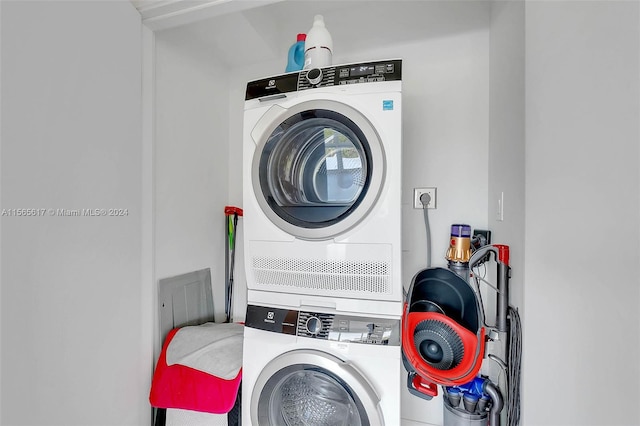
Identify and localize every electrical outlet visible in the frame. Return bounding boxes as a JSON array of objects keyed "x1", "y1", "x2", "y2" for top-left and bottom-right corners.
[{"x1": 413, "y1": 187, "x2": 437, "y2": 209}]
